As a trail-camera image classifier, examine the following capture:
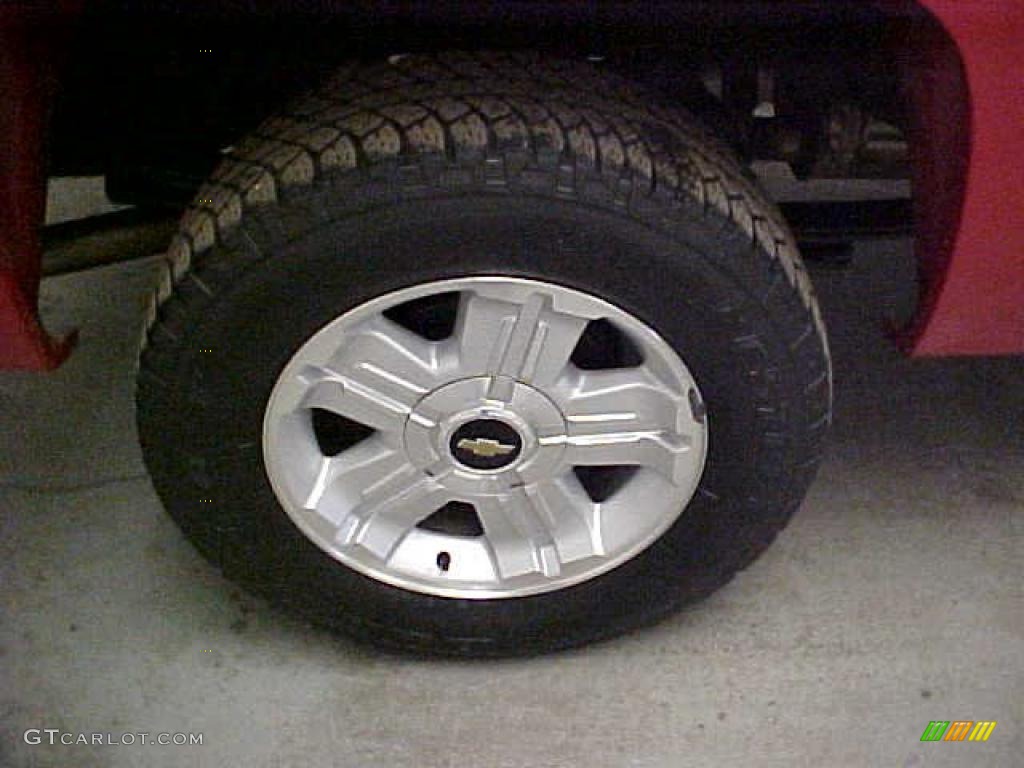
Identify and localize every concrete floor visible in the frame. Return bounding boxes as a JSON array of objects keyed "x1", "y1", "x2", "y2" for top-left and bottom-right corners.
[{"x1": 1, "y1": 240, "x2": 1021, "y2": 767}]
